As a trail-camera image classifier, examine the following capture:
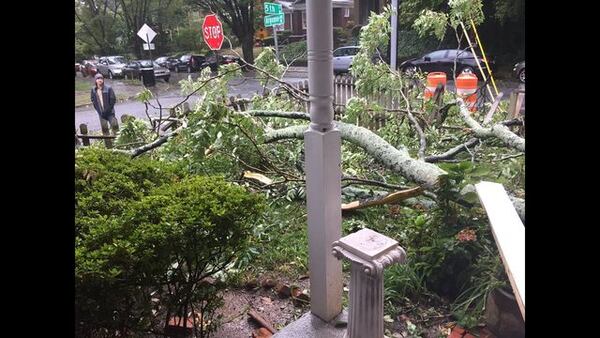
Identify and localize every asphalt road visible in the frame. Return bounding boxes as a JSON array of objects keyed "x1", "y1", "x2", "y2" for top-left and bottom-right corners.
[{"x1": 75, "y1": 68, "x2": 521, "y2": 132}]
